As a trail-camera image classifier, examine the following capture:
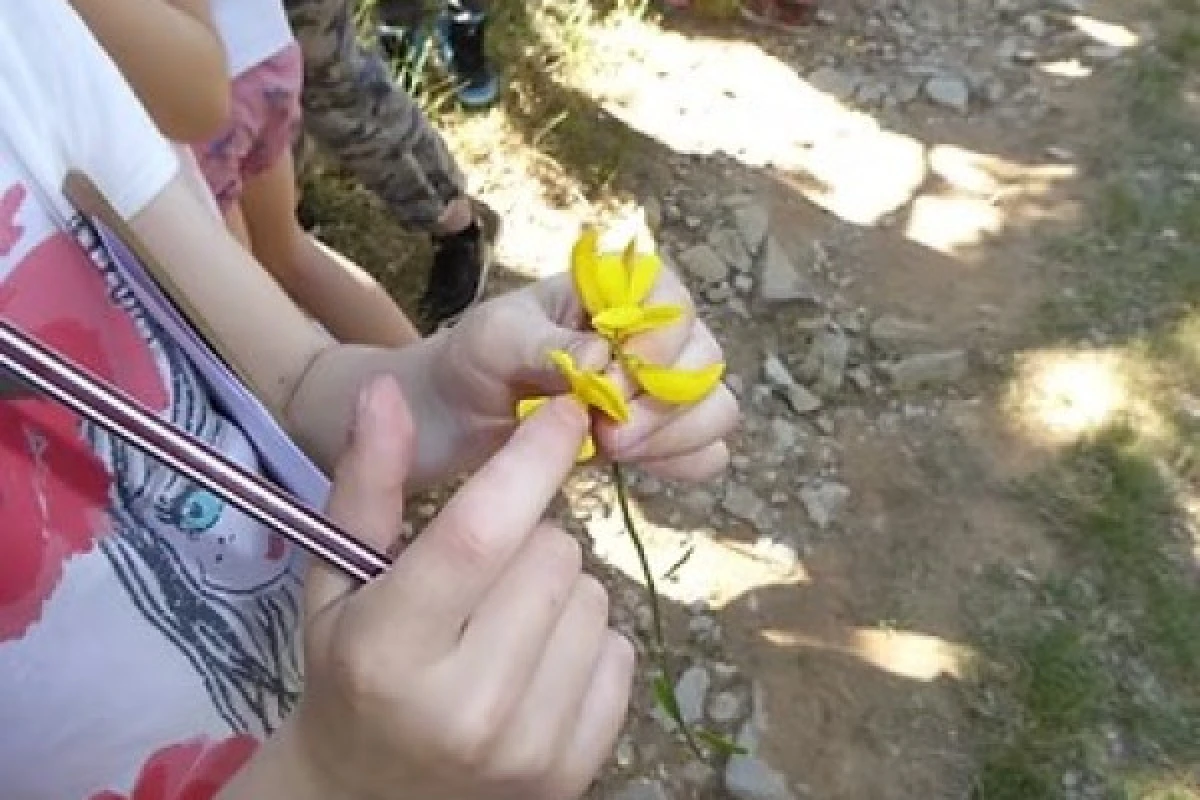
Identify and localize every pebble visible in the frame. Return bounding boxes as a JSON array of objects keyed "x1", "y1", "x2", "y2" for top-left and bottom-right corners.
[
  {"x1": 709, "y1": 227, "x2": 754, "y2": 273},
  {"x1": 713, "y1": 662, "x2": 740, "y2": 681},
  {"x1": 723, "y1": 483, "x2": 768, "y2": 525},
  {"x1": 705, "y1": 282, "x2": 733, "y2": 303},
  {"x1": 759, "y1": 237, "x2": 812, "y2": 303},
  {"x1": 800, "y1": 482, "x2": 851, "y2": 530},
  {"x1": 614, "y1": 734, "x2": 636, "y2": 769},
  {"x1": 924, "y1": 74, "x2": 971, "y2": 114},
  {"x1": 785, "y1": 384, "x2": 823, "y2": 415},
  {"x1": 611, "y1": 778, "x2": 670, "y2": 800},
  {"x1": 734, "y1": 273, "x2": 755, "y2": 293},
  {"x1": 1084, "y1": 43, "x2": 1122, "y2": 61},
  {"x1": 675, "y1": 665, "x2": 711, "y2": 725},
  {"x1": 730, "y1": 199, "x2": 770, "y2": 255},
  {"x1": 688, "y1": 615, "x2": 721, "y2": 646},
  {"x1": 679, "y1": 244, "x2": 730, "y2": 284},
  {"x1": 869, "y1": 314, "x2": 933, "y2": 352},
  {"x1": 763, "y1": 354, "x2": 797, "y2": 387},
  {"x1": 803, "y1": 328, "x2": 850, "y2": 395},
  {"x1": 679, "y1": 487, "x2": 717, "y2": 516},
  {"x1": 725, "y1": 755, "x2": 796, "y2": 800},
  {"x1": 681, "y1": 760, "x2": 718, "y2": 788},
  {"x1": 807, "y1": 66, "x2": 860, "y2": 101},
  {"x1": 708, "y1": 690, "x2": 745, "y2": 723},
  {"x1": 1019, "y1": 13, "x2": 1046, "y2": 37},
  {"x1": 883, "y1": 350, "x2": 969, "y2": 390}
]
